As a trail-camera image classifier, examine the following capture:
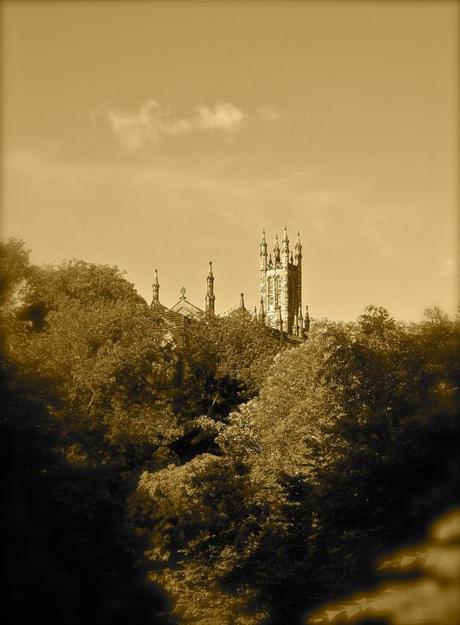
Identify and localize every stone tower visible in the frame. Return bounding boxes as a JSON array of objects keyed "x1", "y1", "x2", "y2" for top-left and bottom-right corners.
[{"x1": 259, "y1": 227, "x2": 306, "y2": 336}]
